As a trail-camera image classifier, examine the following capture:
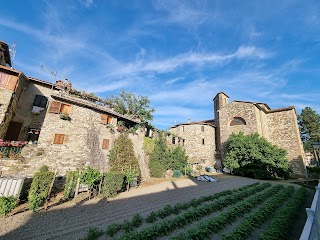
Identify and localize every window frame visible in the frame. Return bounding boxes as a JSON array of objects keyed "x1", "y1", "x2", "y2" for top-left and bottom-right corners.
[
  {"x1": 53, "y1": 134, "x2": 65, "y2": 144},
  {"x1": 102, "y1": 139, "x2": 110, "y2": 150},
  {"x1": 49, "y1": 101, "x2": 72, "y2": 114},
  {"x1": 33, "y1": 94, "x2": 48, "y2": 108}
]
